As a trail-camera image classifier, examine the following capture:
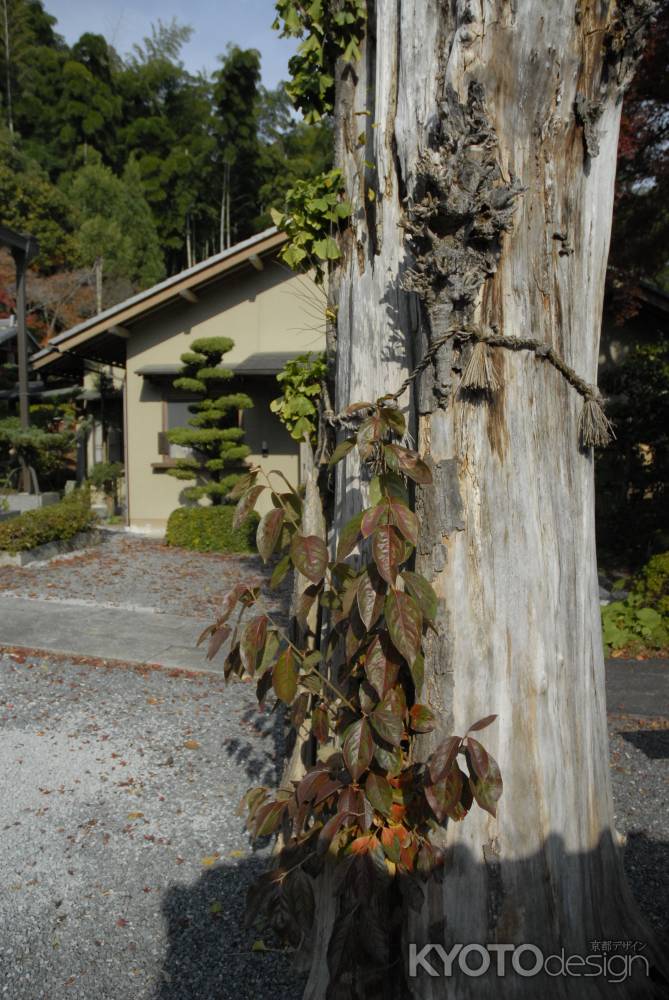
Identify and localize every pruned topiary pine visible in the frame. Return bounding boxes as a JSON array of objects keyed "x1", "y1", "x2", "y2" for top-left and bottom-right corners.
[{"x1": 166, "y1": 337, "x2": 252, "y2": 504}]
